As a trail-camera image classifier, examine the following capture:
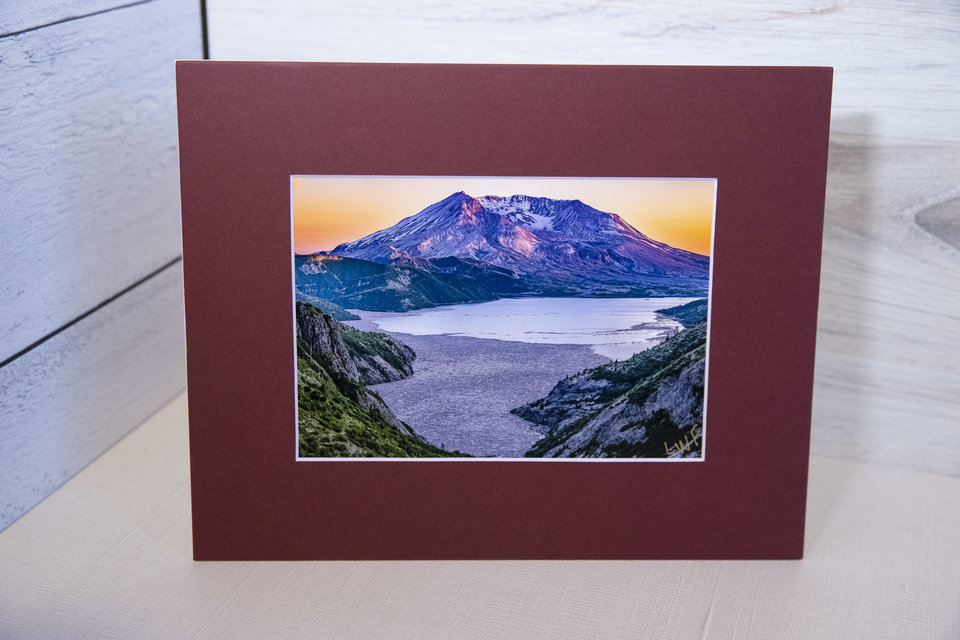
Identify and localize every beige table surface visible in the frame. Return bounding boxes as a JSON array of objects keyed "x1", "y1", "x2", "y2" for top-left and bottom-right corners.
[{"x1": 1, "y1": 393, "x2": 957, "y2": 639}]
